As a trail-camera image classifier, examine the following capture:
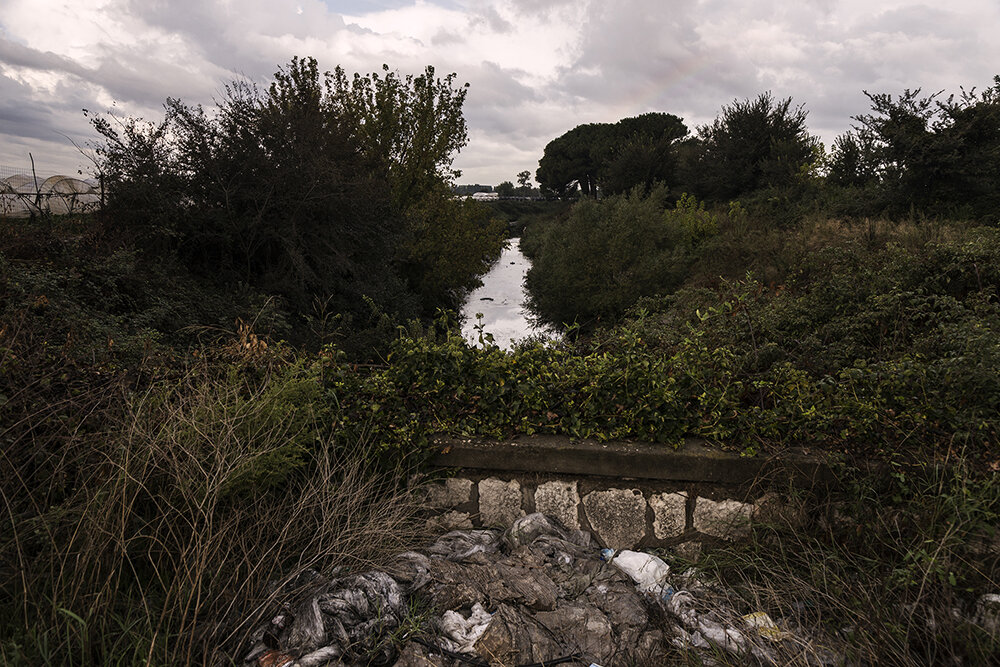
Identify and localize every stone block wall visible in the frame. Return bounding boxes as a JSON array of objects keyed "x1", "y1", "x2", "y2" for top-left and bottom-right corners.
[
  {"x1": 420, "y1": 435, "x2": 831, "y2": 551},
  {"x1": 419, "y1": 472, "x2": 774, "y2": 551}
]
